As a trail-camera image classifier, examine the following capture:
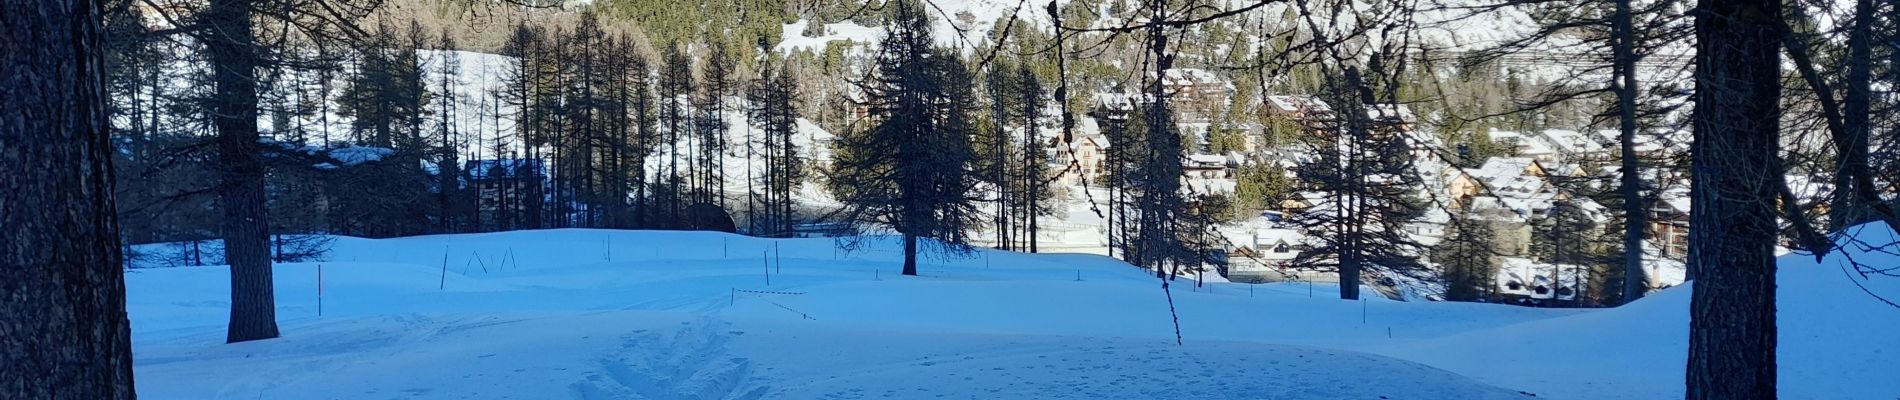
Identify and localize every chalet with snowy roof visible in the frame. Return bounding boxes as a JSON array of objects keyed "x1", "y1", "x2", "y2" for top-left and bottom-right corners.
[
  {"x1": 1184, "y1": 153, "x2": 1233, "y2": 179},
  {"x1": 1260, "y1": 95, "x2": 1336, "y2": 125},
  {"x1": 1445, "y1": 157, "x2": 1553, "y2": 209},
  {"x1": 1222, "y1": 228, "x2": 1306, "y2": 282}
]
